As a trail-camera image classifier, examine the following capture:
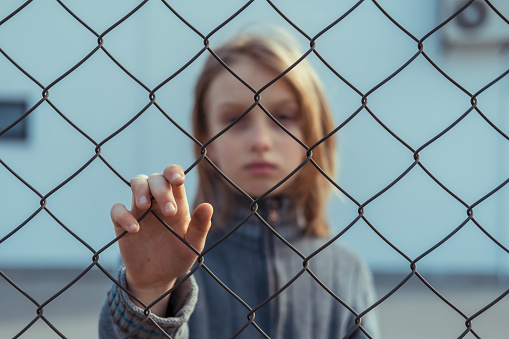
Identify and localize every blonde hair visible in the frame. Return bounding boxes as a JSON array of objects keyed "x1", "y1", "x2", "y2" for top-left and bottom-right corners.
[{"x1": 192, "y1": 29, "x2": 336, "y2": 237}]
